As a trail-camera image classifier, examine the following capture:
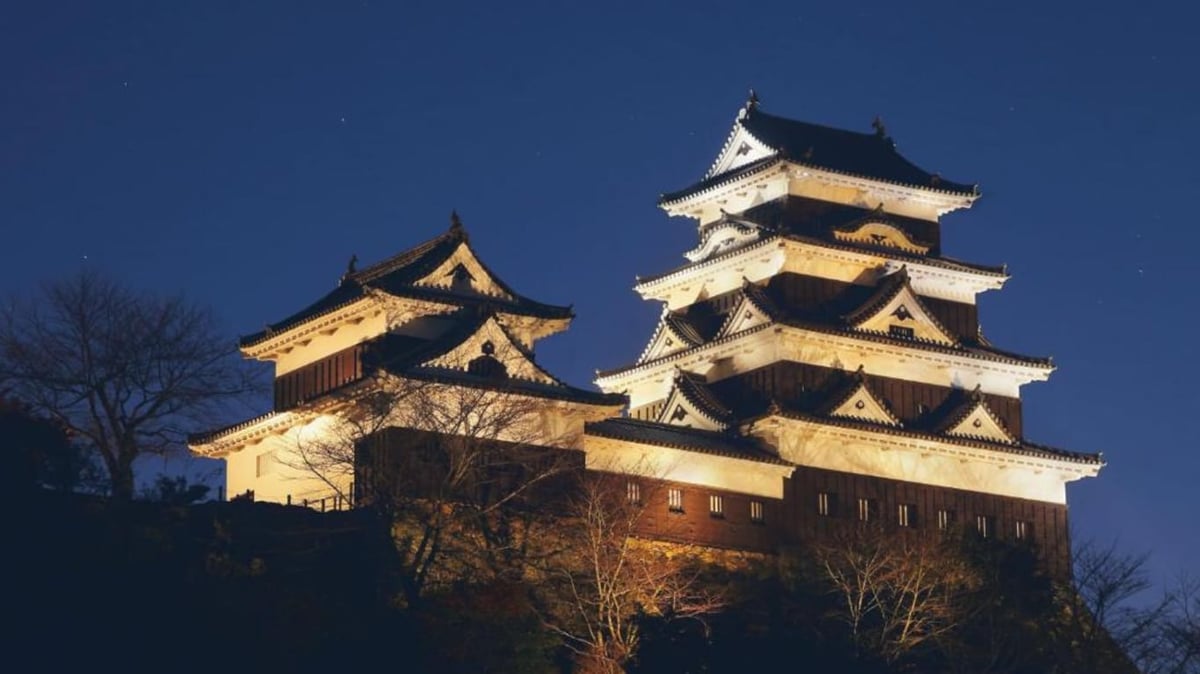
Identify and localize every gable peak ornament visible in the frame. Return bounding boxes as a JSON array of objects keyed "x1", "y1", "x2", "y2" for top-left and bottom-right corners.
[
  {"x1": 739, "y1": 89, "x2": 760, "y2": 119},
  {"x1": 872, "y1": 115, "x2": 888, "y2": 139}
]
